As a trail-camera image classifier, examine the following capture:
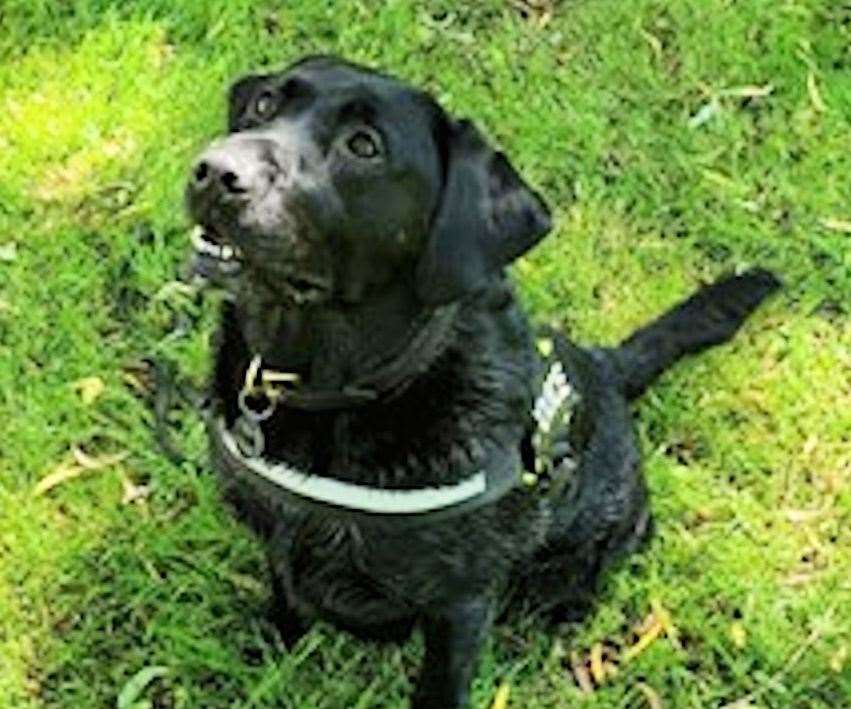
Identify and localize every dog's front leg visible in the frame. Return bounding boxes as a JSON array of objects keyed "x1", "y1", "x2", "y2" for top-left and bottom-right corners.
[
  {"x1": 412, "y1": 596, "x2": 494, "y2": 709},
  {"x1": 268, "y1": 563, "x2": 309, "y2": 649}
]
